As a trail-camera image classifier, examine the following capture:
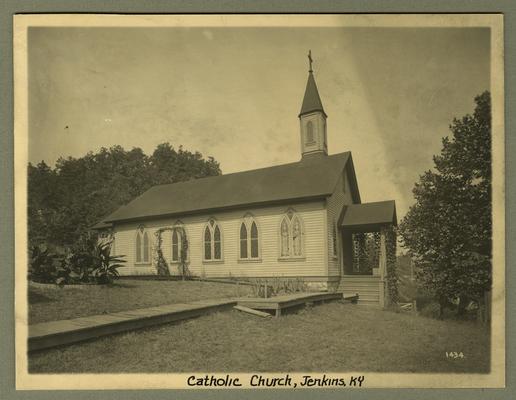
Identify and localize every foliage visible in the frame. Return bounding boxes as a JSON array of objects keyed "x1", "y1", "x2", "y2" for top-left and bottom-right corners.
[
  {"x1": 351, "y1": 233, "x2": 380, "y2": 274},
  {"x1": 154, "y1": 226, "x2": 190, "y2": 279},
  {"x1": 66, "y1": 233, "x2": 101, "y2": 282},
  {"x1": 176, "y1": 226, "x2": 190, "y2": 280},
  {"x1": 384, "y1": 226, "x2": 399, "y2": 304},
  {"x1": 396, "y1": 253, "x2": 417, "y2": 302},
  {"x1": 28, "y1": 244, "x2": 63, "y2": 284},
  {"x1": 153, "y1": 230, "x2": 170, "y2": 277},
  {"x1": 249, "y1": 277, "x2": 307, "y2": 298},
  {"x1": 29, "y1": 143, "x2": 221, "y2": 248},
  {"x1": 91, "y1": 240, "x2": 126, "y2": 284},
  {"x1": 398, "y1": 91, "x2": 492, "y2": 317},
  {"x1": 29, "y1": 233, "x2": 126, "y2": 285}
]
